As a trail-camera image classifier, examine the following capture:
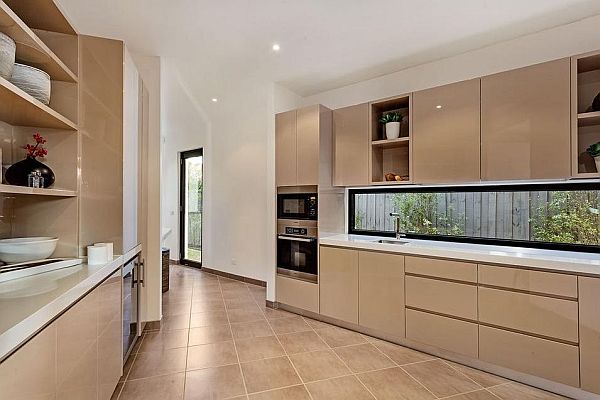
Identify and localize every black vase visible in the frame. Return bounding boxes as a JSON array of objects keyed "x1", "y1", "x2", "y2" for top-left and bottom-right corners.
[
  {"x1": 5, "y1": 157, "x2": 55, "y2": 188},
  {"x1": 593, "y1": 92, "x2": 600, "y2": 112}
]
